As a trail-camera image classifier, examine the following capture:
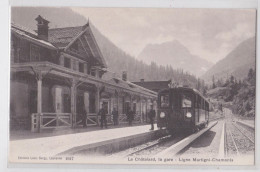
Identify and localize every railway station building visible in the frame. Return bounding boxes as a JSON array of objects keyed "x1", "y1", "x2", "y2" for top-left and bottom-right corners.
[
  {"x1": 132, "y1": 79, "x2": 172, "y2": 93},
  {"x1": 10, "y1": 15, "x2": 157, "y2": 132}
]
